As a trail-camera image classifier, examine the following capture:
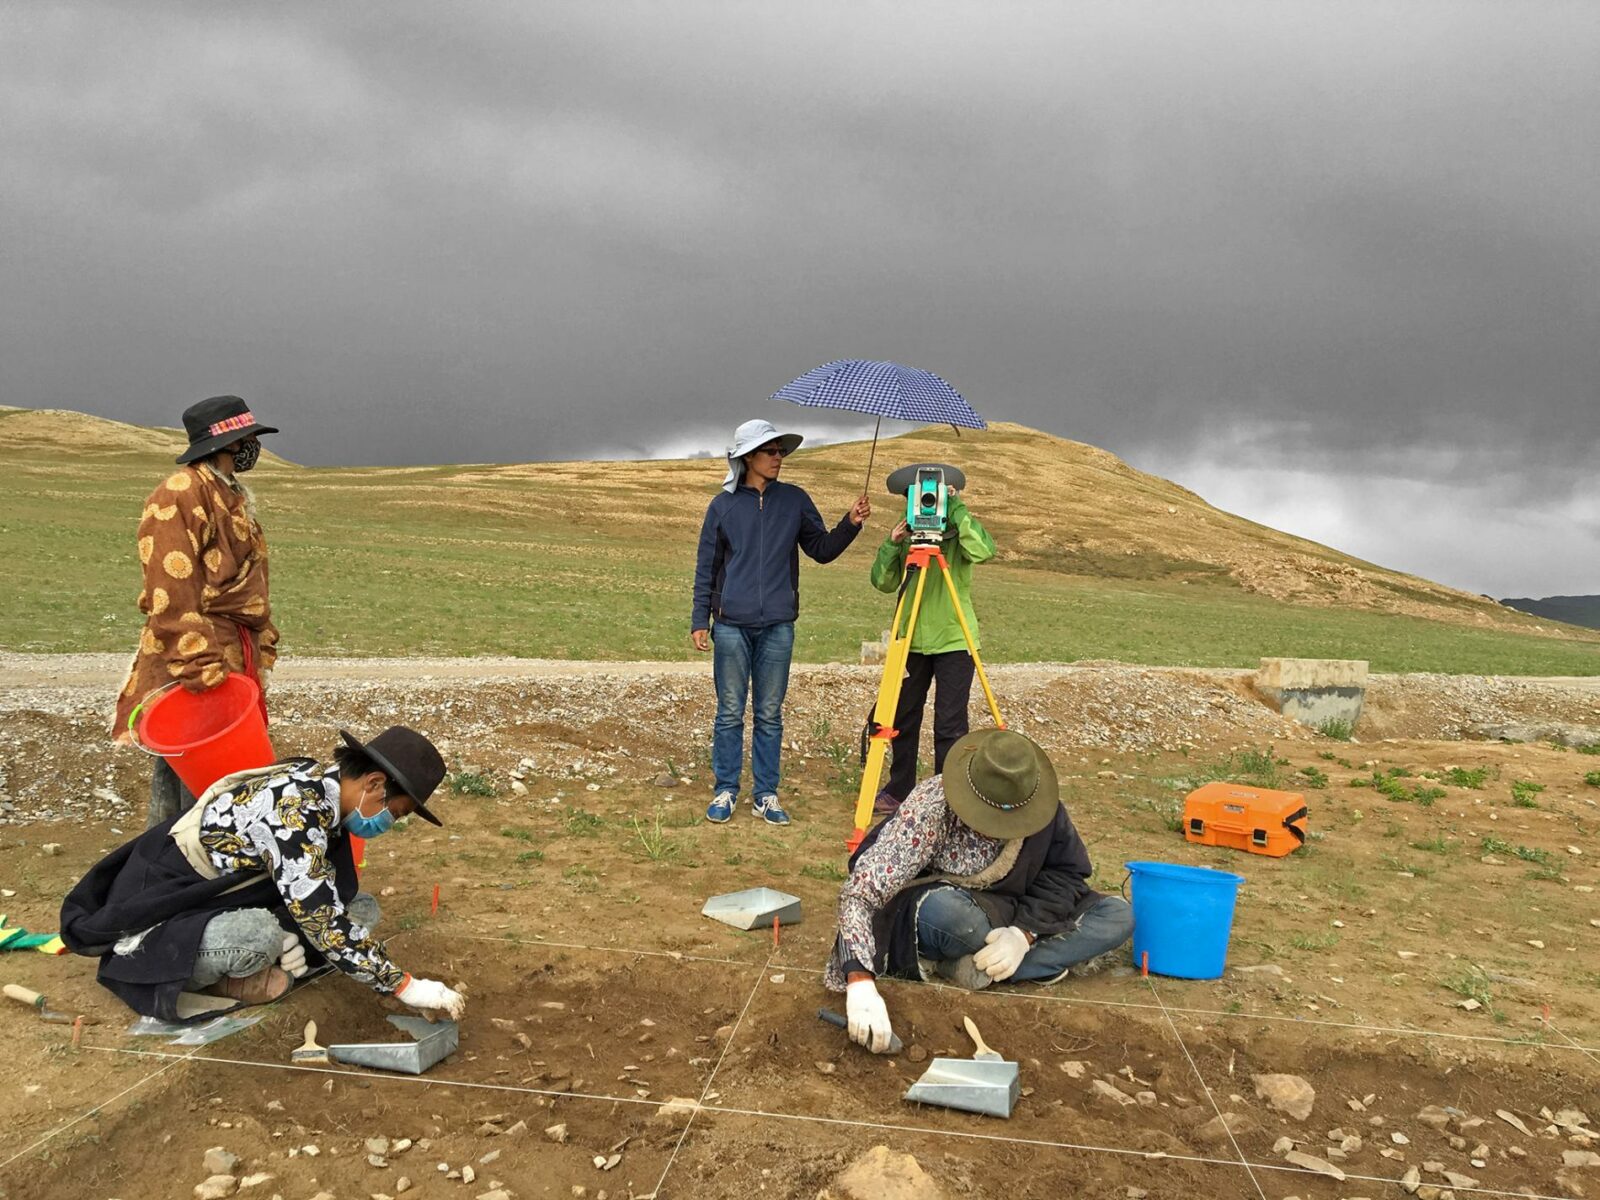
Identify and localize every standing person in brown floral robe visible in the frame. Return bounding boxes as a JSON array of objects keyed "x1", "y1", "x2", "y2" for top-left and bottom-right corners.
[{"x1": 113, "y1": 396, "x2": 282, "y2": 828}]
